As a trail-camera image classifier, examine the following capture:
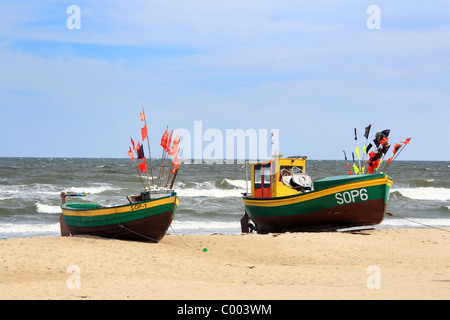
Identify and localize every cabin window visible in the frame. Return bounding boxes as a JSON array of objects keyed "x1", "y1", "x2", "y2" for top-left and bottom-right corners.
[
  {"x1": 254, "y1": 164, "x2": 261, "y2": 189},
  {"x1": 263, "y1": 163, "x2": 271, "y2": 187}
]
